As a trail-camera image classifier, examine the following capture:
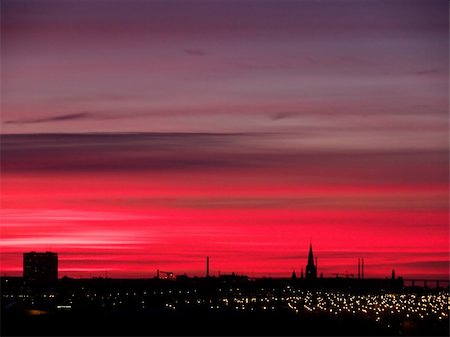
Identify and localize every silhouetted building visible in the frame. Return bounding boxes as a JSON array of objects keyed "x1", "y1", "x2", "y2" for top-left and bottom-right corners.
[
  {"x1": 176, "y1": 274, "x2": 189, "y2": 281},
  {"x1": 23, "y1": 252, "x2": 58, "y2": 281},
  {"x1": 219, "y1": 273, "x2": 248, "y2": 282},
  {"x1": 291, "y1": 270, "x2": 297, "y2": 279},
  {"x1": 156, "y1": 270, "x2": 174, "y2": 279},
  {"x1": 305, "y1": 244, "x2": 317, "y2": 279}
]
